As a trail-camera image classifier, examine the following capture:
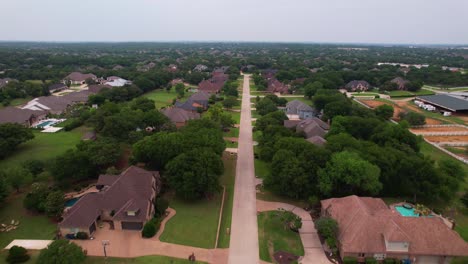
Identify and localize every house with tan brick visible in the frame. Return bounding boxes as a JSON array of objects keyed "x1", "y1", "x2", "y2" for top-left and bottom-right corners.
[{"x1": 321, "y1": 195, "x2": 468, "y2": 264}]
